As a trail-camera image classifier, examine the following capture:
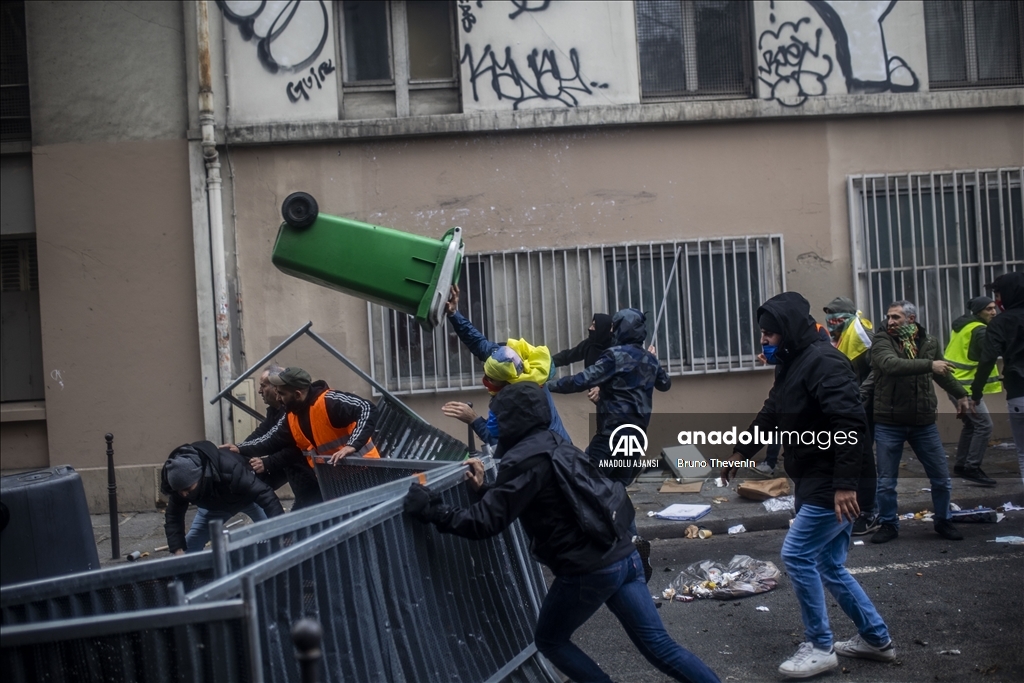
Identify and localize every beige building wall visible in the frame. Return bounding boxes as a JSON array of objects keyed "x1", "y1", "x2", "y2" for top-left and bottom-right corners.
[{"x1": 230, "y1": 109, "x2": 1022, "y2": 452}]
